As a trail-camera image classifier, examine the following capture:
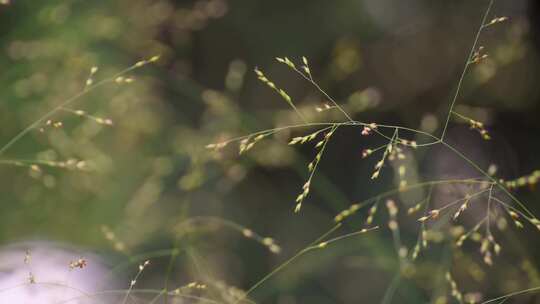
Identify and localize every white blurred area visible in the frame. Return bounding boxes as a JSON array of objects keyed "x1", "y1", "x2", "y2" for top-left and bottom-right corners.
[{"x1": 0, "y1": 242, "x2": 118, "y2": 304}]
